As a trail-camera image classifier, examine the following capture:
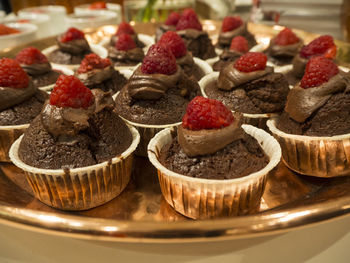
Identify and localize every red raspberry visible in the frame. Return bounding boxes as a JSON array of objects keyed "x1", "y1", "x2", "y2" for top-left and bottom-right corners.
[
  {"x1": 165, "y1": 11, "x2": 180, "y2": 26},
  {"x1": 300, "y1": 35, "x2": 336, "y2": 59},
  {"x1": 300, "y1": 56, "x2": 338, "y2": 89},
  {"x1": 230, "y1": 36, "x2": 249, "y2": 53},
  {"x1": 50, "y1": 75, "x2": 94, "y2": 109},
  {"x1": 115, "y1": 22, "x2": 135, "y2": 36},
  {"x1": 221, "y1": 16, "x2": 243, "y2": 33},
  {"x1": 141, "y1": 44, "x2": 177, "y2": 75},
  {"x1": 176, "y1": 8, "x2": 202, "y2": 31},
  {"x1": 77, "y1": 53, "x2": 111, "y2": 74},
  {"x1": 115, "y1": 33, "x2": 136, "y2": 51},
  {"x1": 0, "y1": 24, "x2": 20, "y2": 35},
  {"x1": 234, "y1": 52, "x2": 267, "y2": 73},
  {"x1": 0, "y1": 58, "x2": 29, "y2": 89},
  {"x1": 158, "y1": 31, "x2": 187, "y2": 58},
  {"x1": 15, "y1": 47, "x2": 48, "y2": 65},
  {"x1": 60, "y1": 27, "x2": 85, "y2": 43},
  {"x1": 182, "y1": 96, "x2": 234, "y2": 130},
  {"x1": 274, "y1": 27, "x2": 299, "y2": 46},
  {"x1": 89, "y1": 1, "x2": 107, "y2": 9}
]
